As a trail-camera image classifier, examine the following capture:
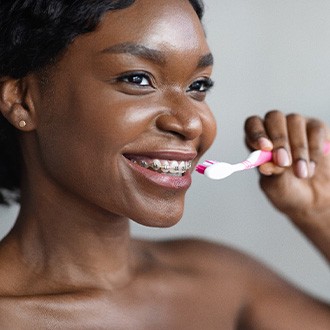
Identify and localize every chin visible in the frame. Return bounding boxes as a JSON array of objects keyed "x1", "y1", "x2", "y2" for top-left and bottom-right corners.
[
  {"x1": 119, "y1": 187, "x2": 186, "y2": 228},
  {"x1": 131, "y1": 203, "x2": 184, "y2": 228}
]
